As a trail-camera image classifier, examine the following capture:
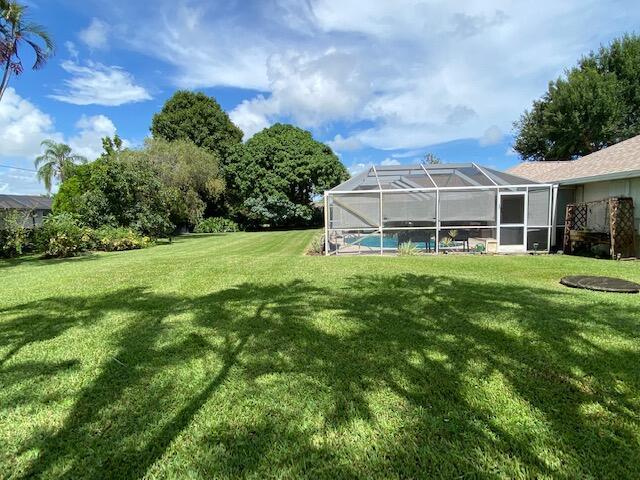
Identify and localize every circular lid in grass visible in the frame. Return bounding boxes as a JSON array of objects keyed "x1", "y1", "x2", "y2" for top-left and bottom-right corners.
[{"x1": 560, "y1": 275, "x2": 640, "y2": 293}]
